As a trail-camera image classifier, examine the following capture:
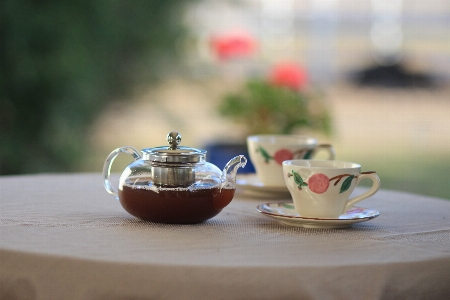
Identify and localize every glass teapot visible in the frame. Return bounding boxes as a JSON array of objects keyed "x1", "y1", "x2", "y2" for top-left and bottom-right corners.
[{"x1": 102, "y1": 131, "x2": 247, "y2": 224}]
